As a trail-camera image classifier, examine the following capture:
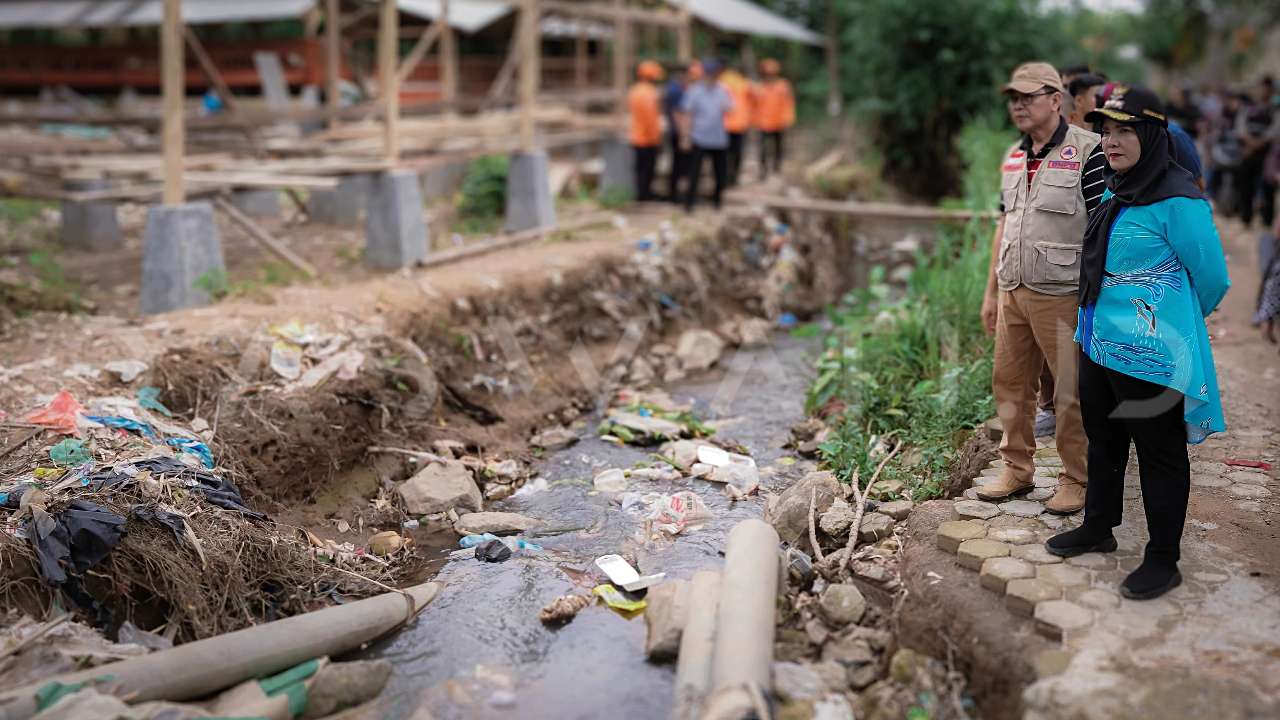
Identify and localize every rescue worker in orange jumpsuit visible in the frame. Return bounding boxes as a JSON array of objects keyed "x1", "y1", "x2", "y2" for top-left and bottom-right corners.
[
  {"x1": 720, "y1": 64, "x2": 754, "y2": 187},
  {"x1": 754, "y1": 58, "x2": 795, "y2": 179},
  {"x1": 628, "y1": 60, "x2": 665, "y2": 202}
]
